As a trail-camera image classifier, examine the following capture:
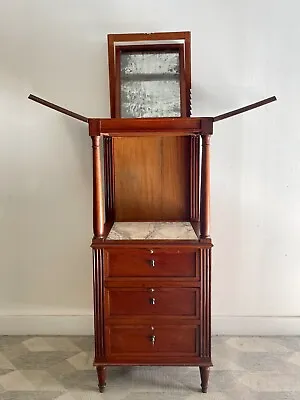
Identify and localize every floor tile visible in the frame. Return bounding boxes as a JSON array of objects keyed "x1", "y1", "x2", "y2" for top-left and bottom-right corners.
[
  {"x1": 69, "y1": 337, "x2": 94, "y2": 352},
  {"x1": 1, "y1": 343, "x2": 29, "y2": 361},
  {"x1": 66, "y1": 352, "x2": 94, "y2": 371},
  {"x1": 237, "y1": 351, "x2": 300, "y2": 374},
  {"x1": 0, "y1": 370, "x2": 35, "y2": 391},
  {"x1": 187, "y1": 393, "x2": 231, "y2": 400},
  {"x1": 12, "y1": 351, "x2": 79, "y2": 370},
  {"x1": 43, "y1": 338, "x2": 81, "y2": 353},
  {"x1": 0, "y1": 335, "x2": 298, "y2": 397},
  {"x1": 0, "y1": 391, "x2": 62, "y2": 400},
  {"x1": 0, "y1": 336, "x2": 30, "y2": 350},
  {"x1": 255, "y1": 392, "x2": 300, "y2": 400},
  {"x1": 23, "y1": 337, "x2": 56, "y2": 352},
  {"x1": 57, "y1": 370, "x2": 99, "y2": 391},
  {"x1": 271, "y1": 337, "x2": 300, "y2": 352},
  {"x1": 285, "y1": 351, "x2": 300, "y2": 367},
  {"x1": 226, "y1": 337, "x2": 290, "y2": 353},
  {"x1": 123, "y1": 392, "x2": 191, "y2": 400},
  {"x1": 240, "y1": 371, "x2": 300, "y2": 391},
  {"x1": 21, "y1": 369, "x2": 66, "y2": 391},
  {"x1": 0, "y1": 353, "x2": 16, "y2": 370},
  {"x1": 47, "y1": 360, "x2": 77, "y2": 381}
]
